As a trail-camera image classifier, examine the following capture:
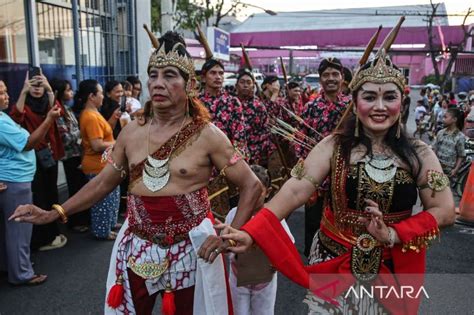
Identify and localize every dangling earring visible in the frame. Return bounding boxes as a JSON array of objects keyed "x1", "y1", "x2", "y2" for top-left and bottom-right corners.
[
  {"x1": 186, "y1": 81, "x2": 196, "y2": 98},
  {"x1": 355, "y1": 114, "x2": 360, "y2": 137},
  {"x1": 187, "y1": 89, "x2": 196, "y2": 98},
  {"x1": 396, "y1": 115, "x2": 402, "y2": 139}
]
